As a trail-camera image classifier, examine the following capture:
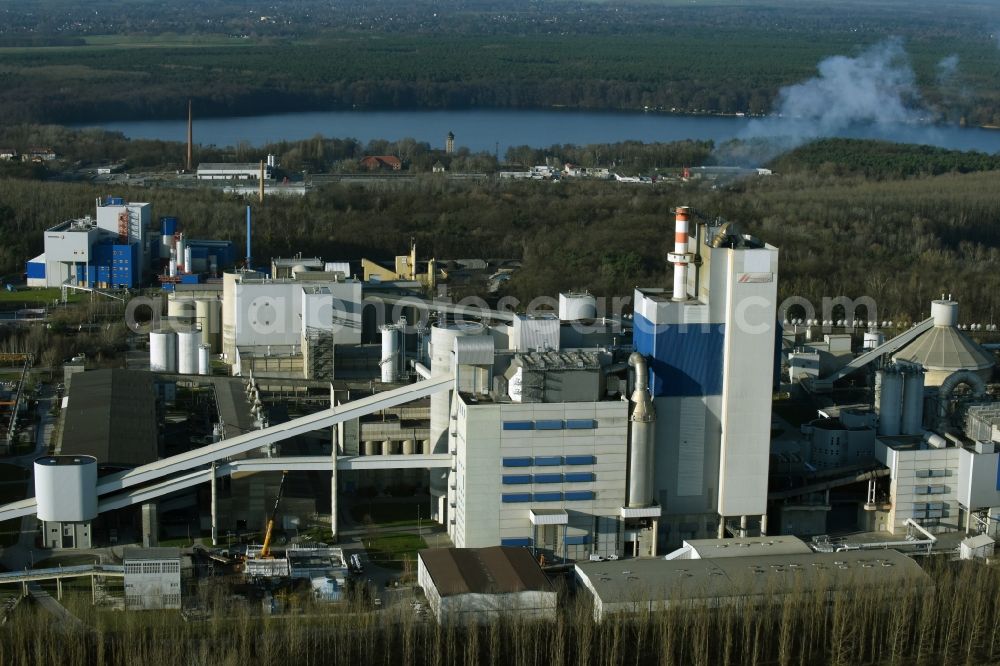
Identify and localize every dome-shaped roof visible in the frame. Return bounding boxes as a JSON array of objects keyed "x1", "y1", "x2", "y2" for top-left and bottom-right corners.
[{"x1": 892, "y1": 299, "x2": 994, "y2": 385}]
